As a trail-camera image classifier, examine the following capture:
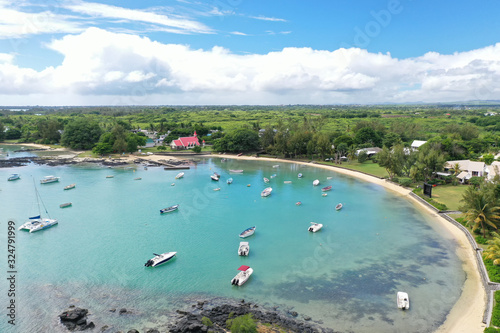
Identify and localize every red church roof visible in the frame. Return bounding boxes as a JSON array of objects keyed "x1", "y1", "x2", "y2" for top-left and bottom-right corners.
[{"x1": 172, "y1": 132, "x2": 200, "y2": 147}]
